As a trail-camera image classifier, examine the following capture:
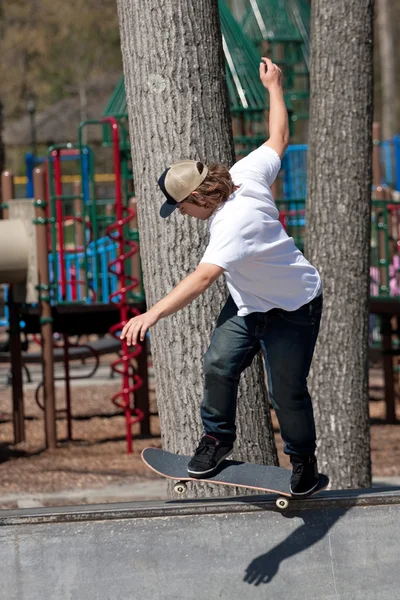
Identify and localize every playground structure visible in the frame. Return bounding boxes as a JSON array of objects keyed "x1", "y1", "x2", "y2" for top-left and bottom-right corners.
[
  {"x1": 0, "y1": 117, "x2": 149, "y2": 454},
  {"x1": 3, "y1": 114, "x2": 400, "y2": 448},
  {"x1": 3, "y1": 120, "x2": 400, "y2": 453},
  {"x1": 240, "y1": 0, "x2": 310, "y2": 139},
  {"x1": 1, "y1": 1, "x2": 400, "y2": 453}
]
